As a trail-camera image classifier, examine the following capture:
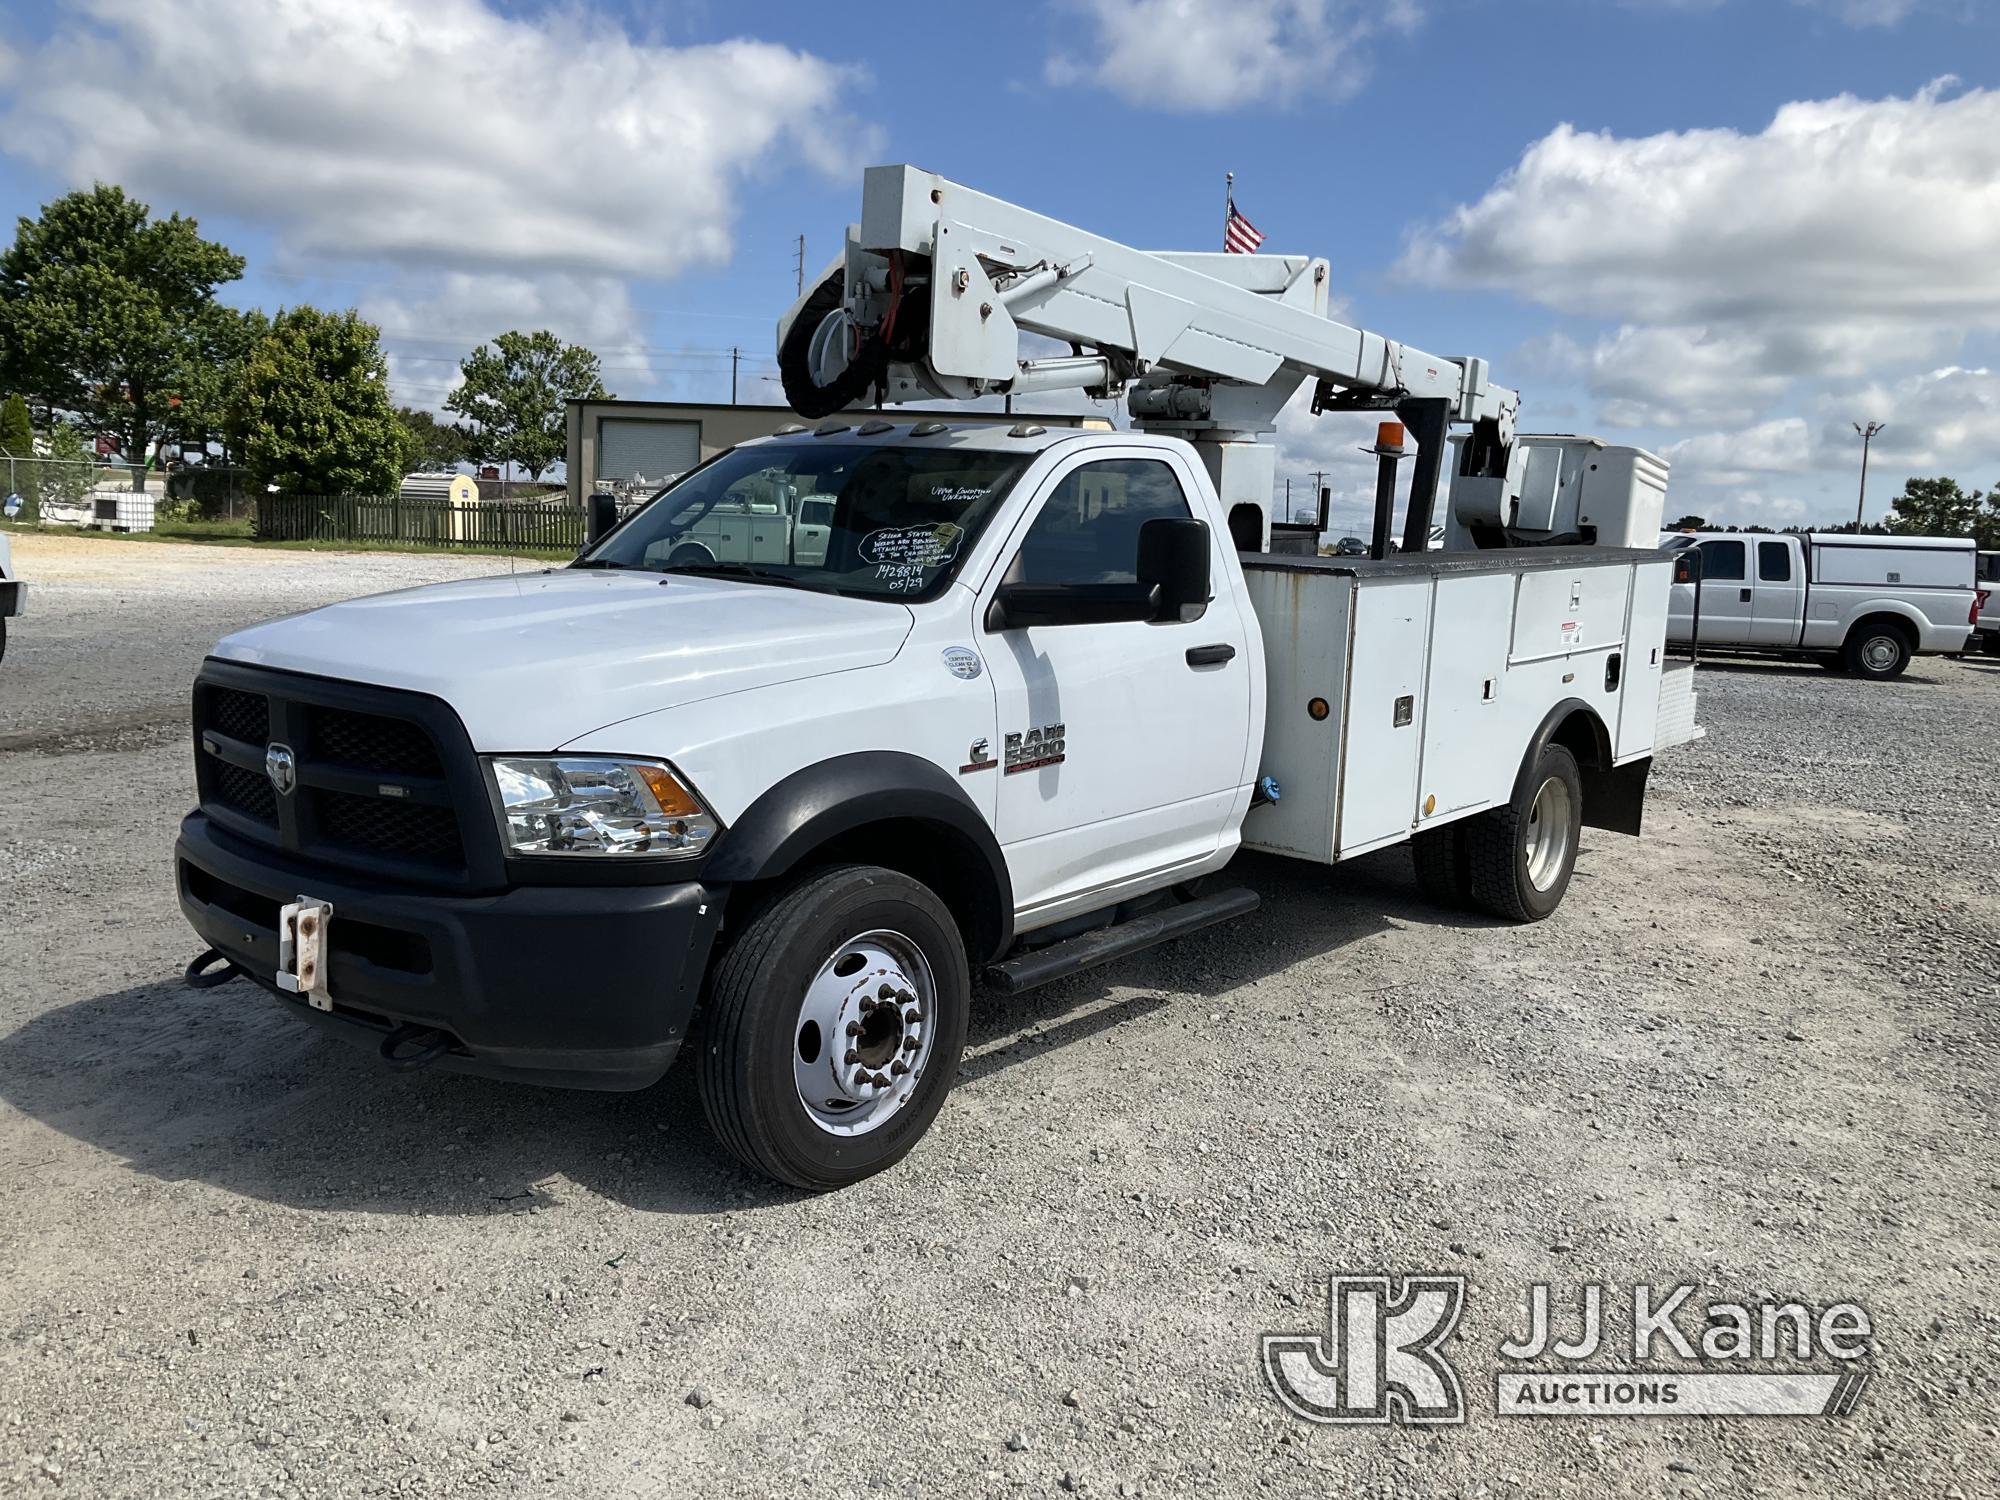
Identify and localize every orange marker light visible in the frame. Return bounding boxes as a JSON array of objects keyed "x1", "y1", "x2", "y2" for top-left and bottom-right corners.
[{"x1": 634, "y1": 765, "x2": 702, "y2": 817}]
